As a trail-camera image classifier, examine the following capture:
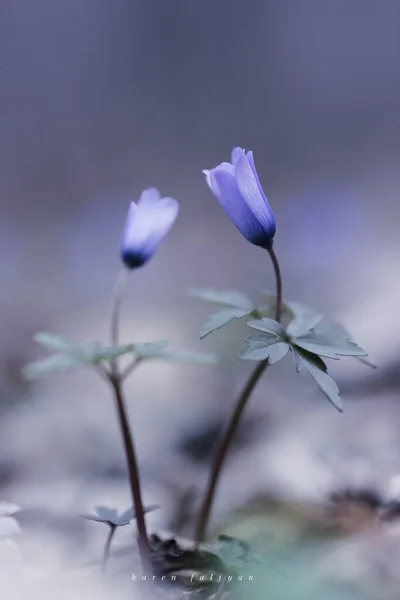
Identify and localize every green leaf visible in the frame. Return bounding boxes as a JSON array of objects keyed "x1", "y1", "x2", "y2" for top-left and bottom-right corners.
[
  {"x1": 246, "y1": 318, "x2": 287, "y2": 340},
  {"x1": 133, "y1": 340, "x2": 169, "y2": 359},
  {"x1": 293, "y1": 347, "x2": 343, "y2": 412},
  {"x1": 200, "y1": 308, "x2": 251, "y2": 339},
  {"x1": 239, "y1": 340, "x2": 290, "y2": 363},
  {"x1": 34, "y1": 332, "x2": 80, "y2": 355},
  {"x1": 293, "y1": 332, "x2": 367, "y2": 360},
  {"x1": 286, "y1": 313, "x2": 323, "y2": 339},
  {"x1": 188, "y1": 288, "x2": 254, "y2": 311},
  {"x1": 22, "y1": 354, "x2": 83, "y2": 379}
]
